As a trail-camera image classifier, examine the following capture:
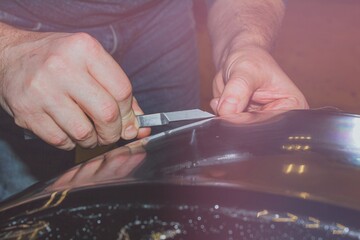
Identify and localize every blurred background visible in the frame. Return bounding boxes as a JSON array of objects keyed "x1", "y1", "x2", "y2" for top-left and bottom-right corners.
[{"x1": 195, "y1": 0, "x2": 360, "y2": 113}]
